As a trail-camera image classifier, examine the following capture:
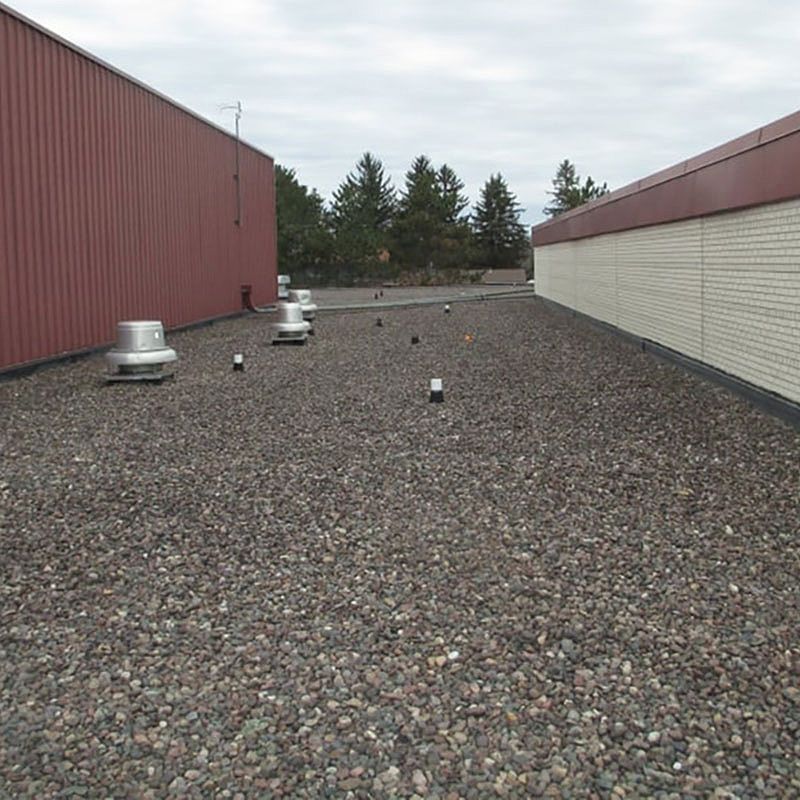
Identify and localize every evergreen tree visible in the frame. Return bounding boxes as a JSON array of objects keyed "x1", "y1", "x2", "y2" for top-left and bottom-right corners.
[
  {"x1": 330, "y1": 152, "x2": 396, "y2": 281},
  {"x1": 472, "y1": 173, "x2": 528, "y2": 268},
  {"x1": 391, "y1": 157, "x2": 473, "y2": 275},
  {"x1": 543, "y1": 159, "x2": 581, "y2": 218},
  {"x1": 437, "y1": 164, "x2": 470, "y2": 224},
  {"x1": 275, "y1": 164, "x2": 334, "y2": 280},
  {"x1": 435, "y1": 164, "x2": 472, "y2": 271},
  {"x1": 391, "y1": 155, "x2": 442, "y2": 273},
  {"x1": 543, "y1": 159, "x2": 608, "y2": 218},
  {"x1": 579, "y1": 175, "x2": 608, "y2": 205}
]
